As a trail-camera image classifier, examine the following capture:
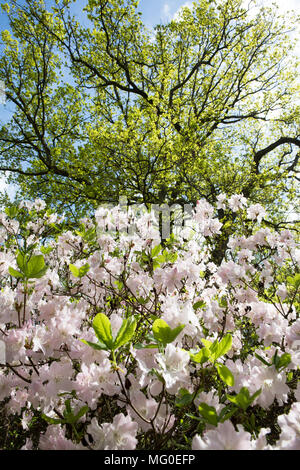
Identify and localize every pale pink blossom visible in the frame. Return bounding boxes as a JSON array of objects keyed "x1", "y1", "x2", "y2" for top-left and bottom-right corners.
[{"x1": 192, "y1": 420, "x2": 252, "y2": 450}]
